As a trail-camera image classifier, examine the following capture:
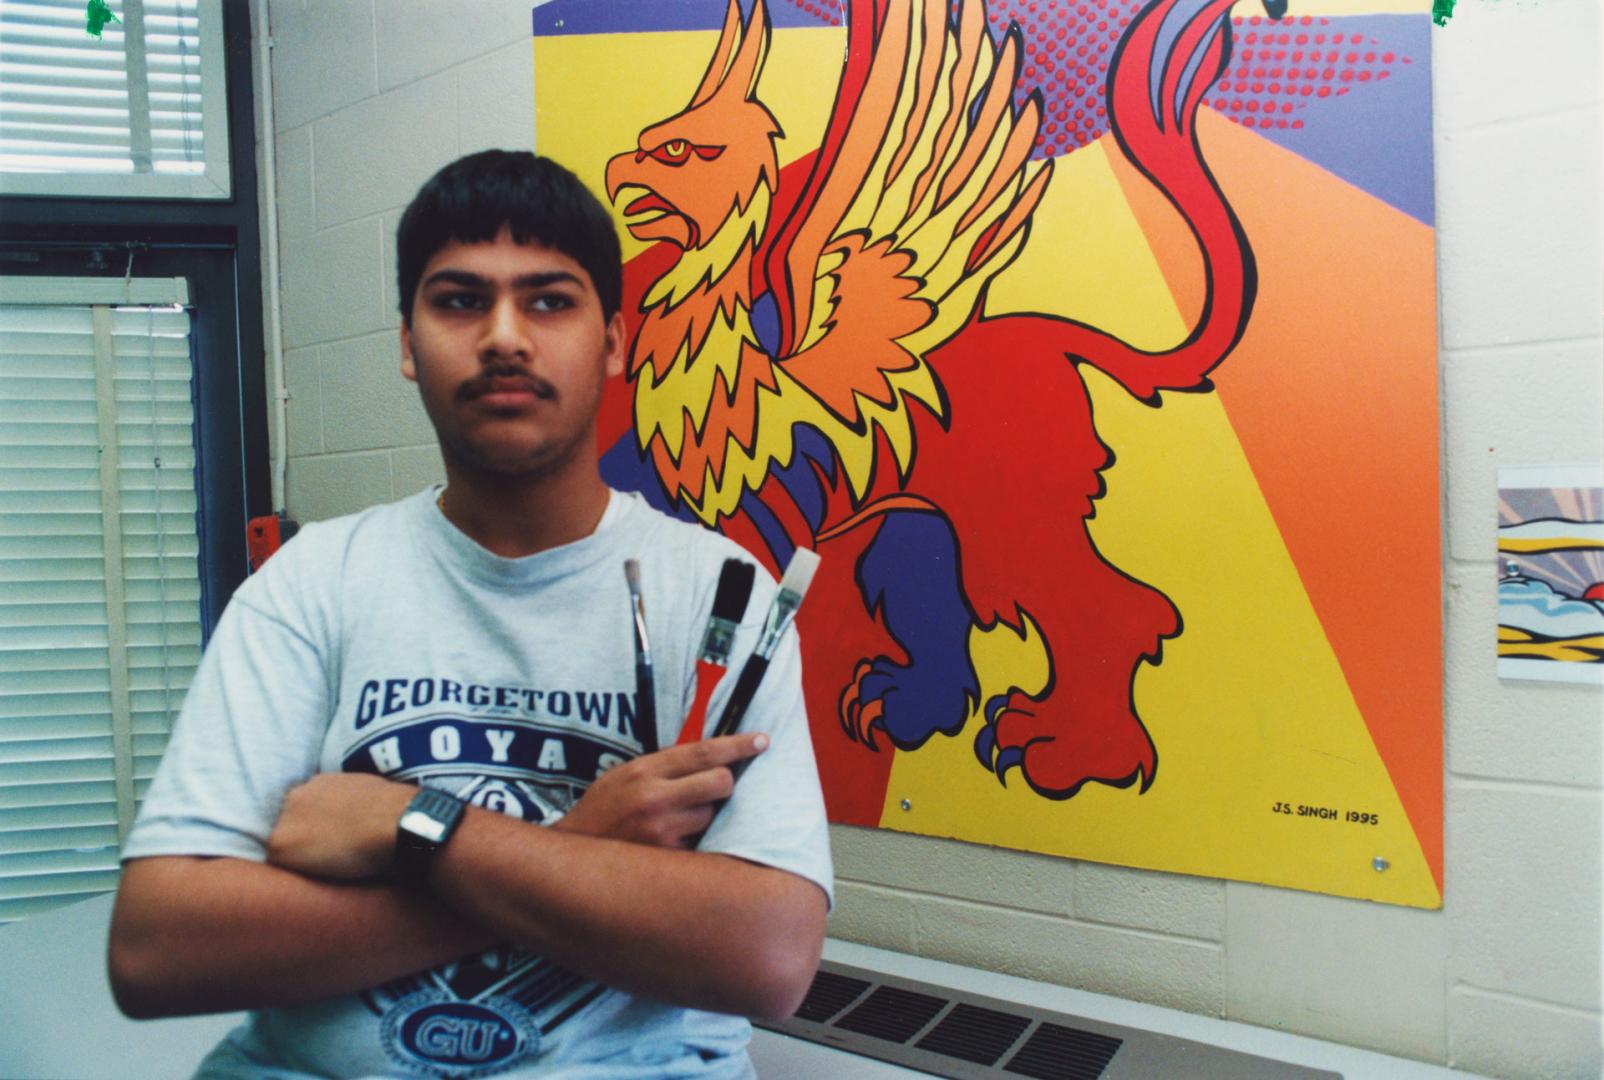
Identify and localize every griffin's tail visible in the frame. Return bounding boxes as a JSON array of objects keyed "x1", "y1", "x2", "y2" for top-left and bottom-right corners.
[{"x1": 1041, "y1": 0, "x2": 1262, "y2": 402}]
